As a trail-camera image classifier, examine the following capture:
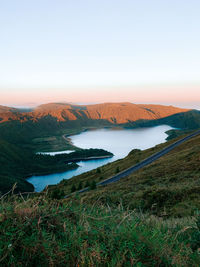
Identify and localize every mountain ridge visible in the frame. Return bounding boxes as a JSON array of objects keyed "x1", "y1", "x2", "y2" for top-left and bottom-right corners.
[{"x1": 0, "y1": 102, "x2": 189, "y2": 124}]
